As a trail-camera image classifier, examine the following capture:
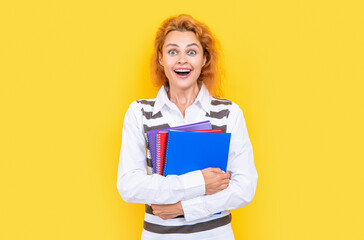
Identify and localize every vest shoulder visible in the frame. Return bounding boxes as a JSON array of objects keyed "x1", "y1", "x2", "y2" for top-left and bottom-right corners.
[
  {"x1": 135, "y1": 98, "x2": 157, "y2": 107},
  {"x1": 210, "y1": 97, "x2": 233, "y2": 106},
  {"x1": 210, "y1": 97, "x2": 243, "y2": 114}
]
